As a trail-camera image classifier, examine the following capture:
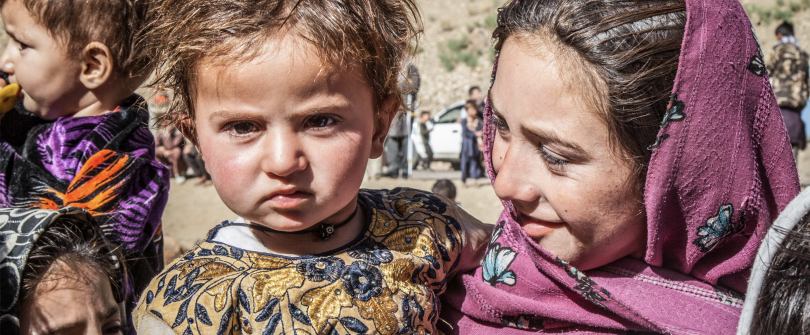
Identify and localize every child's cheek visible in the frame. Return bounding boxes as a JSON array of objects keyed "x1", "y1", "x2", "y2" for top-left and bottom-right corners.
[{"x1": 200, "y1": 140, "x2": 254, "y2": 194}]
